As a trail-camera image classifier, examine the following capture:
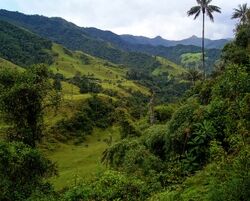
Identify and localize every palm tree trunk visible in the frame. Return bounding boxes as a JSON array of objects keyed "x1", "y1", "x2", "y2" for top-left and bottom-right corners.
[
  {"x1": 202, "y1": 12, "x2": 205, "y2": 79},
  {"x1": 149, "y1": 91, "x2": 155, "y2": 125}
]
